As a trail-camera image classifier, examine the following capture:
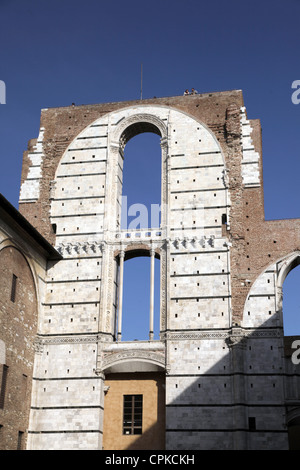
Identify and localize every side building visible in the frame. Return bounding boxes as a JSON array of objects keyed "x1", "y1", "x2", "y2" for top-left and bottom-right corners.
[
  {"x1": 0, "y1": 194, "x2": 61, "y2": 450},
  {"x1": 1, "y1": 90, "x2": 300, "y2": 449}
]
